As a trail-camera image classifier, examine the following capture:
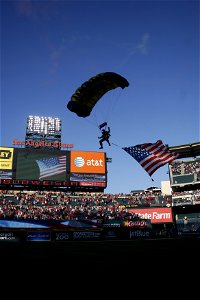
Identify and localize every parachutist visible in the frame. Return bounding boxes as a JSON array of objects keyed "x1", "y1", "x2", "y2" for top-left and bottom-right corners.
[{"x1": 98, "y1": 127, "x2": 111, "y2": 149}]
